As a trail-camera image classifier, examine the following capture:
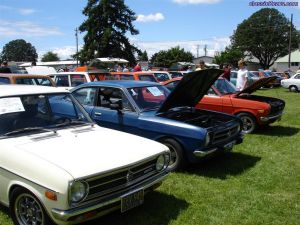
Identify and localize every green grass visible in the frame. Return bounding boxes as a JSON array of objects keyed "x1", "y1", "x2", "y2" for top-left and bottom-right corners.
[{"x1": 1, "y1": 88, "x2": 300, "y2": 225}]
